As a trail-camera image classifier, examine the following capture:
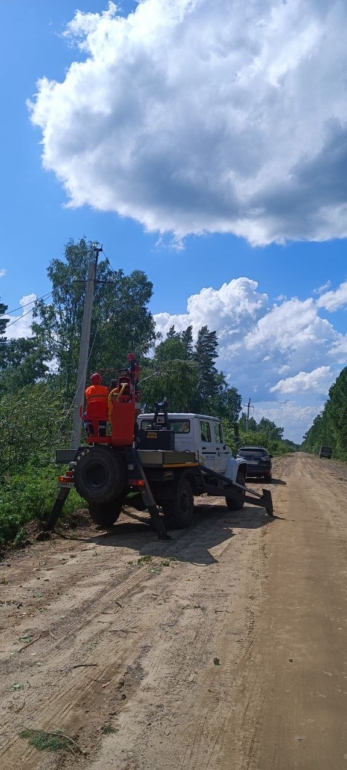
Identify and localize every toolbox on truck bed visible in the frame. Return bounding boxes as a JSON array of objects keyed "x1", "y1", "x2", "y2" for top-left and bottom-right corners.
[{"x1": 137, "y1": 450, "x2": 197, "y2": 466}]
